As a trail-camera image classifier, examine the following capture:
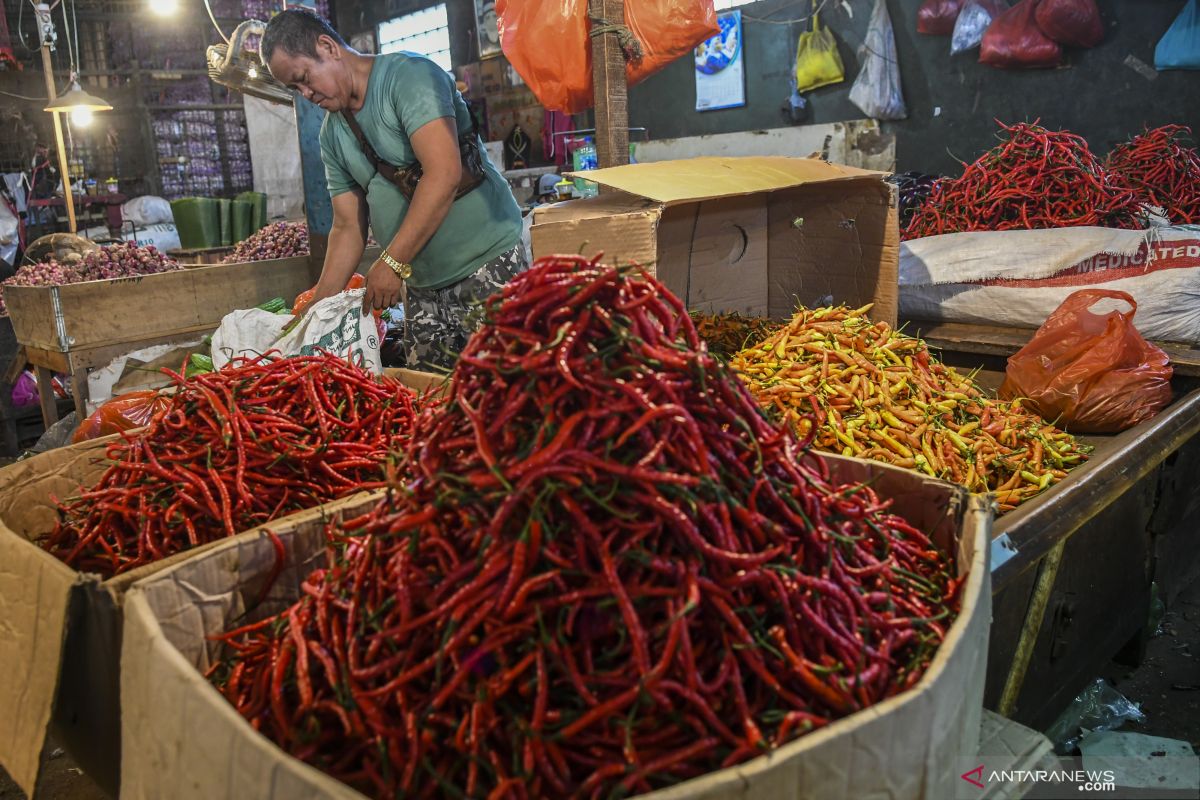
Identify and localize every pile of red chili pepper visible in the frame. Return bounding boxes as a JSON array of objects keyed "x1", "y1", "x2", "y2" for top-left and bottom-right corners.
[
  {"x1": 40, "y1": 354, "x2": 416, "y2": 577},
  {"x1": 690, "y1": 310, "x2": 781, "y2": 359},
  {"x1": 904, "y1": 121, "x2": 1144, "y2": 239},
  {"x1": 1106, "y1": 125, "x2": 1200, "y2": 225},
  {"x1": 208, "y1": 254, "x2": 961, "y2": 799}
]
